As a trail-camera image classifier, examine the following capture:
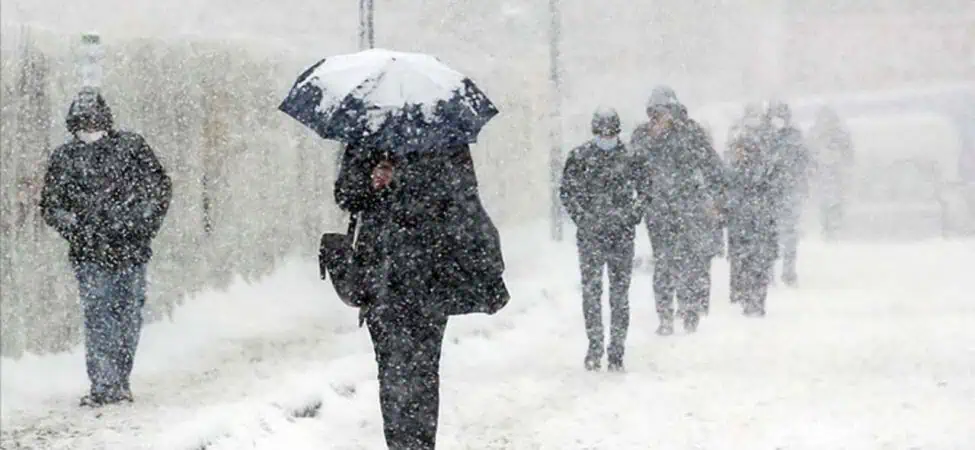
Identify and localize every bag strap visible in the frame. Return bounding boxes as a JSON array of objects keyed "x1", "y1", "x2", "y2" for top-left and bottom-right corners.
[
  {"x1": 348, "y1": 213, "x2": 361, "y2": 248},
  {"x1": 347, "y1": 214, "x2": 358, "y2": 235}
]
